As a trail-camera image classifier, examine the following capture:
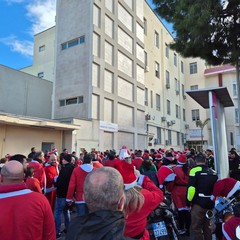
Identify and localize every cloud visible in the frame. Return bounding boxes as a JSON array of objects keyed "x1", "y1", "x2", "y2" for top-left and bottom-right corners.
[
  {"x1": 0, "y1": 36, "x2": 33, "y2": 57},
  {"x1": 26, "y1": 0, "x2": 56, "y2": 34}
]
